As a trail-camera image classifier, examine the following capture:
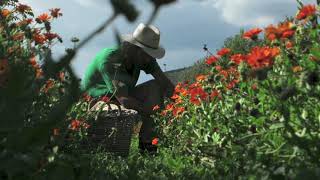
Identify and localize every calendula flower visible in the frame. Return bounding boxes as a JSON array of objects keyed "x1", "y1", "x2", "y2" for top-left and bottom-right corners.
[
  {"x1": 50, "y1": 8, "x2": 62, "y2": 18},
  {"x1": 171, "y1": 94, "x2": 180, "y2": 100},
  {"x1": 36, "y1": 13, "x2": 51, "y2": 23},
  {"x1": 70, "y1": 119, "x2": 81, "y2": 131},
  {"x1": 230, "y1": 54, "x2": 246, "y2": 65},
  {"x1": 17, "y1": 18, "x2": 33, "y2": 26},
  {"x1": 246, "y1": 46, "x2": 280, "y2": 69},
  {"x1": 210, "y1": 90, "x2": 219, "y2": 100},
  {"x1": 296, "y1": 4, "x2": 317, "y2": 20},
  {"x1": 152, "y1": 105, "x2": 160, "y2": 111},
  {"x1": 196, "y1": 74, "x2": 207, "y2": 82},
  {"x1": 243, "y1": 28, "x2": 263, "y2": 40},
  {"x1": 43, "y1": 79, "x2": 55, "y2": 93},
  {"x1": 1, "y1": 9, "x2": 11, "y2": 18},
  {"x1": 152, "y1": 138, "x2": 159, "y2": 145},
  {"x1": 292, "y1": 66, "x2": 303, "y2": 73},
  {"x1": 100, "y1": 95, "x2": 110, "y2": 102},
  {"x1": 12, "y1": 32, "x2": 25, "y2": 41},
  {"x1": 33, "y1": 34, "x2": 47, "y2": 44},
  {"x1": 217, "y1": 48, "x2": 231, "y2": 56},
  {"x1": 82, "y1": 93, "x2": 92, "y2": 102},
  {"x1": 172, "y1": 107, "x2": 185, "y2": 117},
  {"x1": 44, "y1": 32, "x2": 59, "y2": 41},
  {"x1": 16, "y1": 4, "x2": 32, "y2": 13},
  {"x1": 205, "y1": 55, "x2": 218, "y2": 65},
  {"x1": 286, "y1": 41, "x2": 294, "y2": 49},
  {"x1": 165, "y1": 103, "x2": 174, "y2": 111}
]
